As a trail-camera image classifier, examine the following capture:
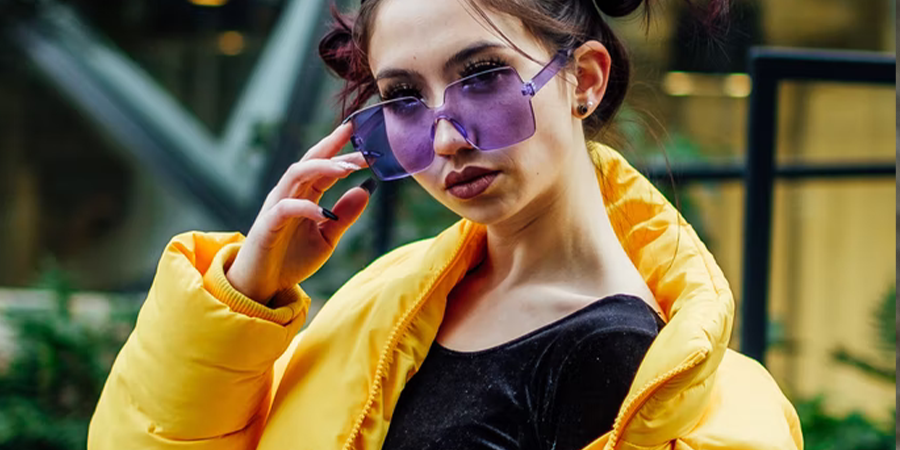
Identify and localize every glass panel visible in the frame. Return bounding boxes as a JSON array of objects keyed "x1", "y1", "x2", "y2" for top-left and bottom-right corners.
[
  {"x1": 766, "y1": 179, "x2": 895, "y2": 421},
  {"x1": 776, "y1": 82, "x2": 896, "y2": 165}
]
